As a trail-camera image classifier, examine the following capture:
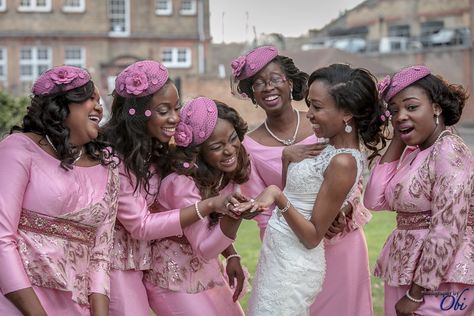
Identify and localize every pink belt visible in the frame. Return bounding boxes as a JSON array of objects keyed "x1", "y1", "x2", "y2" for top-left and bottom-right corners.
[{"x1": 19, "y1": 209, "x2": 96, "y2": 246}]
